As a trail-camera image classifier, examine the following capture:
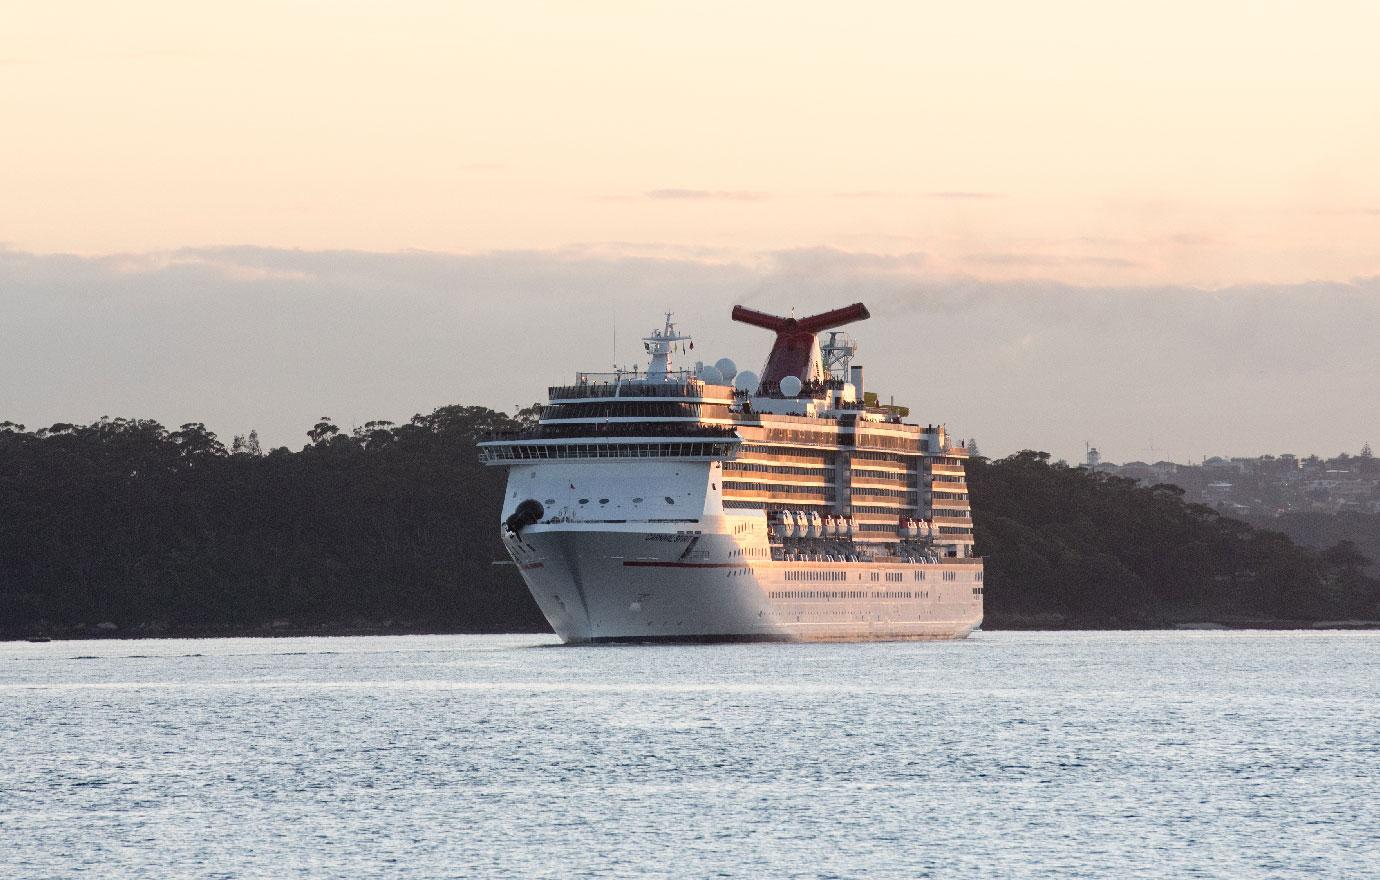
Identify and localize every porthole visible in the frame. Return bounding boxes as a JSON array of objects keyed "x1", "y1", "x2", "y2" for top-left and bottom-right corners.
[
  {"x1": 579, "y1": 498, "x2": 589, "y2": 504},
  {"x1": 665, "y1": 496, "x2": 675, "y2": 504},
  {"x1": 598, "y1": 498, "x2": 609, "y2": 504},
  {"x1": 544, "y1": 499, "x2": 555, "y2": 505},
  {"x1": 632, "y1": 497, "x2": 644, "y2": 503}
]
